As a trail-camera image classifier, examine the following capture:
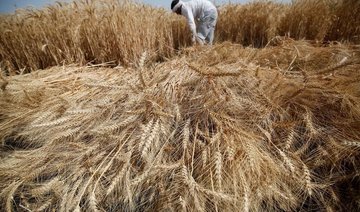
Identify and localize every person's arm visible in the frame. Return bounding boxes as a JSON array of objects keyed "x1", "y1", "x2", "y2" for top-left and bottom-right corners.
[{"x1": 181, "y1": 7, "x2": 197, "y2": 43}]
